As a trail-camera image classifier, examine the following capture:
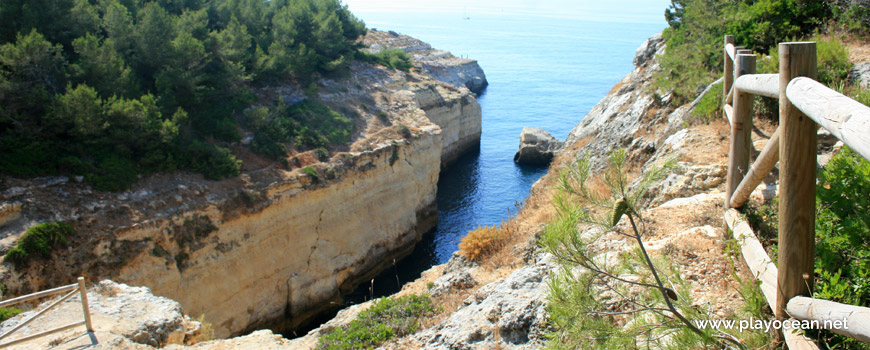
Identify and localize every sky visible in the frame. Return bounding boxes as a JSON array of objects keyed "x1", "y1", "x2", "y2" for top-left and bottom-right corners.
[{"x1": 342, "y1": 0, "x2": 671, "y2": 25}]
